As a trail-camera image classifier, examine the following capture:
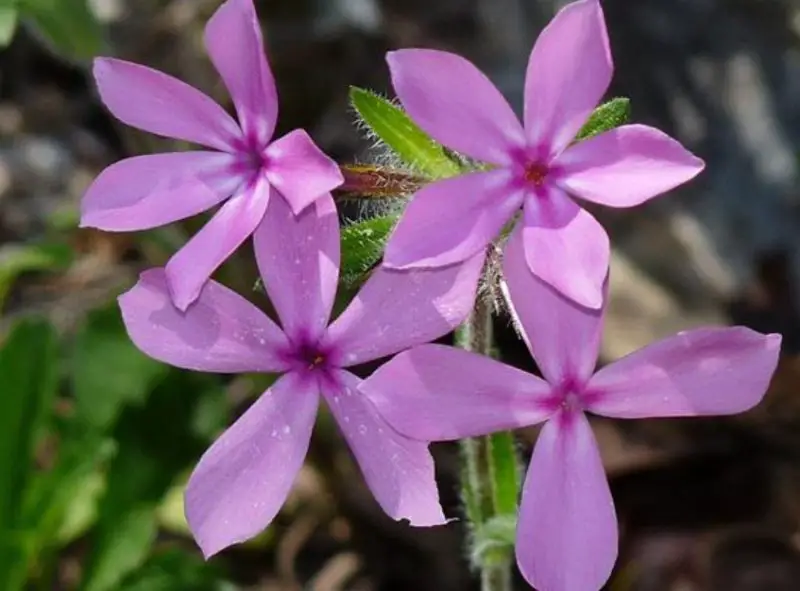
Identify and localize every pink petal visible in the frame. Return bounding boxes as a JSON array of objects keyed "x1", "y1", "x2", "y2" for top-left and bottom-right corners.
[
  {"x1": 586, "y1": 328, "x2": 781, "y2": 418},
  {"x1": 520, "y1": 188, "x2": 609, "y2": 310},
  {"x1": 80, "y1": 152, "x2": 238, "y2": 231},
  {"x1": 118, "y1": 268, "x2": 289, "y2": 373},
  {"x1": 524, "y1": 0, "x2": 612, "y2": 155},
  {"x1": 503, "y1": 226, "x2": 605, "y2": 386},
  {"x1": 556, "y1": 124, "x2": 705, "y2": 207},
  {"x1": 383, "y1": 170, "x2": 522, "y2": 269},
  {"x1": 360, "y1": 344, "x2": 553, "y2": 441},
  {"x1": 166, "y1": 177, "x2": 270, "y2": 311},
  {"x1": 205, "y1": 0, "x2": 277, "y2": 147},
  {"x1": 93, "y1": 58, "x2": 240, "y2": 151},
  {"x1": 387, "y1": 49, "x2": 525, "y2": 165},
  {"x1": 516, "y1": 411, "x2": 617, "y2": 591},
  {"x1": 323, "y1": 370, "x2": 445, "y2": 526},
  {"x1": 186, "y1": 372, "x2": 319, "y2": 557},
  {"x1": 264, "y1": 129, "x2": 344, "y2": 215},
  {"x1": 253, "y1": 192, "x2": 340, "y2": 344},
  {"x1": 325, "y1": 254, "x2": 483, "y2": 366}
]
